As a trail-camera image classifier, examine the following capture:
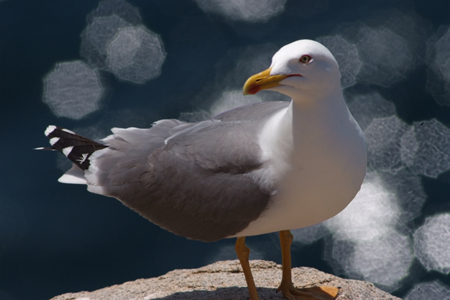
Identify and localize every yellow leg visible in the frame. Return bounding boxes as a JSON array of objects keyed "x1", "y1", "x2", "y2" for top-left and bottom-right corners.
[
  {"x1": 277, "y1": 230, "x2": 339, "y2": 300},
  {"x1": 235, "y1": 237, "x2": 261, "y2": 300}
]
